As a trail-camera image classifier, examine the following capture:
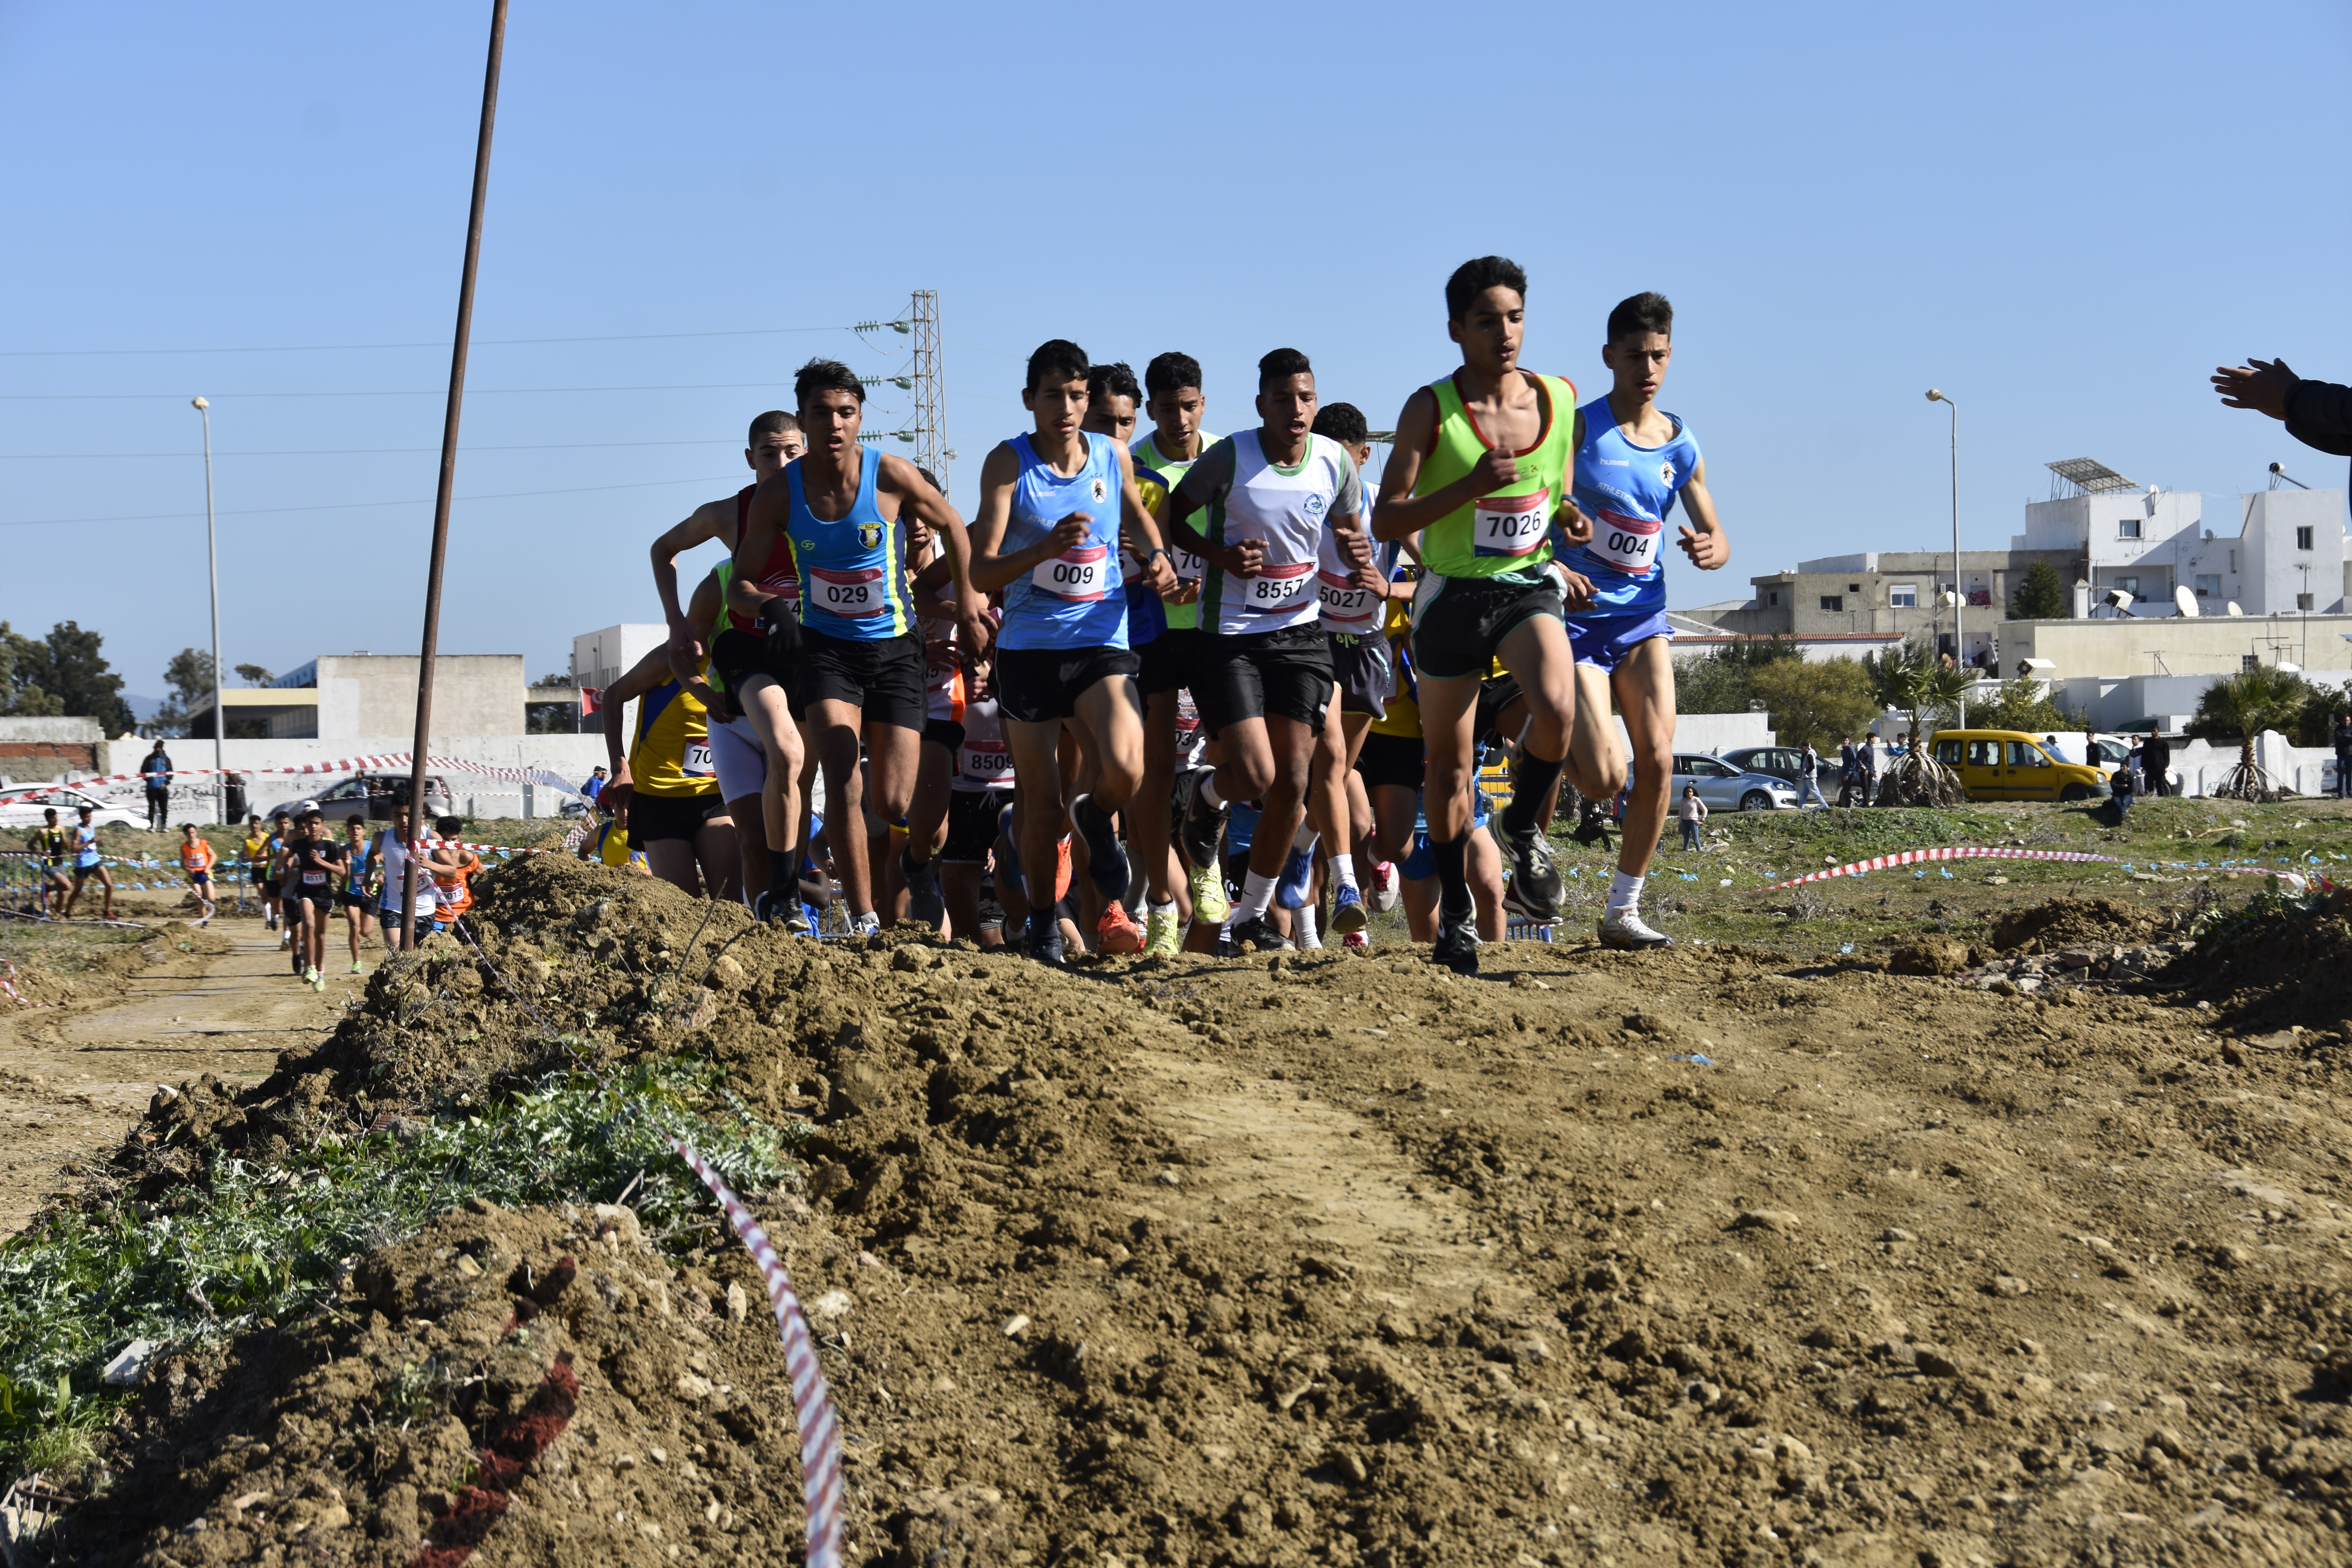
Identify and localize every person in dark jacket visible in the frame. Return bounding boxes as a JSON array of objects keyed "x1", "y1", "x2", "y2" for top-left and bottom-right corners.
[
  {"x1": 2141, "y1": 730, "x2": 2171, "y2": 797},
  {"x1": 2333, "y1": 714, "x2": 2352, "y2": 800},
  {"x1": 2212, "y1": 358, "x2": 2352, "y2": 470}
]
